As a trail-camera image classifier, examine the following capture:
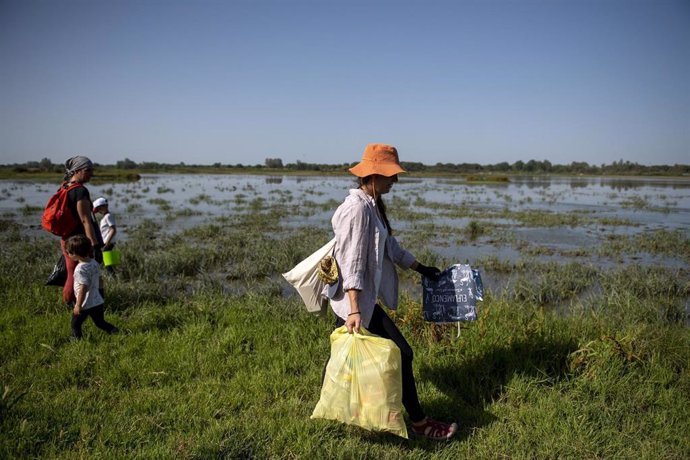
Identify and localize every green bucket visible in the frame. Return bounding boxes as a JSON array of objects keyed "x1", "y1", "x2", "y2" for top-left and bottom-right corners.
[{"x1": 103, "y1": 250, "x2": 121, "y2": 266}]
